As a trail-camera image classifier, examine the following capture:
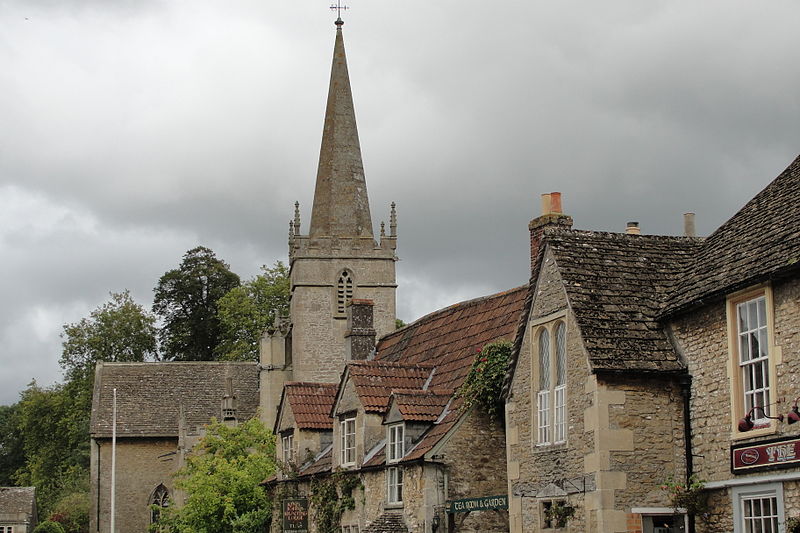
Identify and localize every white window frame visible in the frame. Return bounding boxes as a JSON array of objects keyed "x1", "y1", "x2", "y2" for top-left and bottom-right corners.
[
  {"x1": 282, "y1": 433, "x2": 294, "y2": 465},
  {"x1": 340, "y1": 416, "x2": 356, "y2": 466},
  {"x1": 727, "y1": 286, "x2": 779, "y2": 438},
  {"x1": 387, "y1": 423, "x2": 405, "y2": 463},
  {"x1": 533, "y1": 316, "x2": 568, "y2": 447},
  {"x1": 732, "y1": 482, "x2": 784, "y2": 533},
  {"x1": 387, "y1": 466, "x2": 403, "y2": 505},
  {"x1": 341, "y1": 526, "x2": 360, "y2": 533}
]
